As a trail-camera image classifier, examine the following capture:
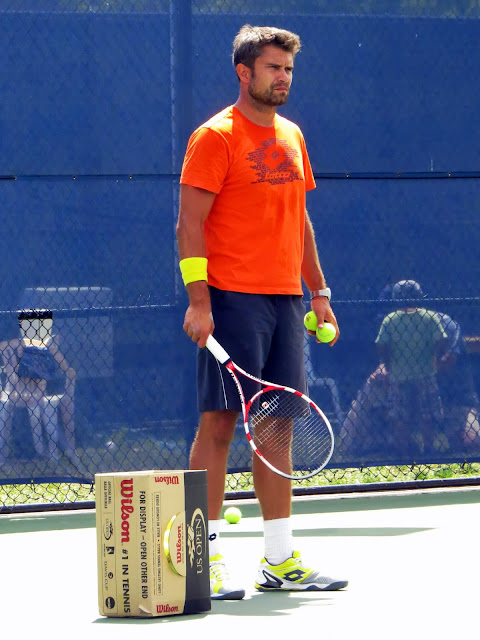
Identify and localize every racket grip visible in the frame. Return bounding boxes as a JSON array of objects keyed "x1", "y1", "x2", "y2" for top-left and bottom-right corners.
[{"x1": 206, "y1": 335, "x2": 231, "y2": 364}]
